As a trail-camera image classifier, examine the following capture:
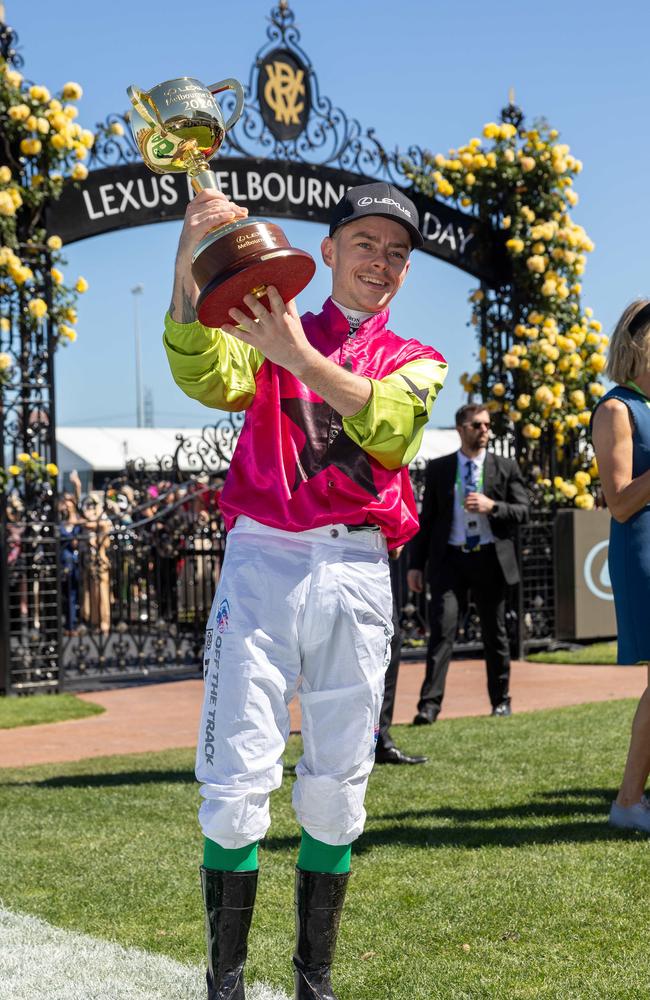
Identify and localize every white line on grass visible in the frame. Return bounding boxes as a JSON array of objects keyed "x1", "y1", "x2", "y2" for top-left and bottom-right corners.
[{"x1": 0, "y1": 905, "x2": 290, "y2": 1000}]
